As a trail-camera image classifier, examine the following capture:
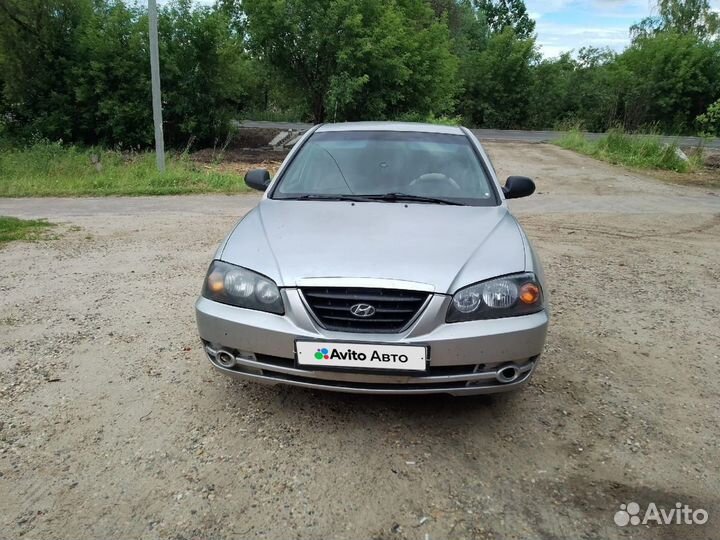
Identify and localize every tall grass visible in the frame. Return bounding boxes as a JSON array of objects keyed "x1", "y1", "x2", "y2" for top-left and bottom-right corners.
[
  {"x1": 0, "y1": 142, "x2": 250, "y2": 197},
  {"x1": 556, "y1": 129, "x2": 701, "y2": 173}
]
